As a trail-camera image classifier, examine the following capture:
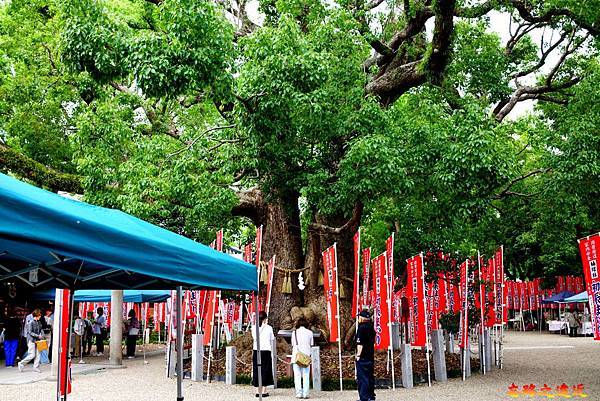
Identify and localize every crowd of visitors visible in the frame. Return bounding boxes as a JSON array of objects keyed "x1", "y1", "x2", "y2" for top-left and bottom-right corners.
[
  {"x1": 0, "y1": 305, "x2": 142, "y2": 371},
  {"x1": 250, "y1": 310, "x2": 377, "y2": 401}
]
